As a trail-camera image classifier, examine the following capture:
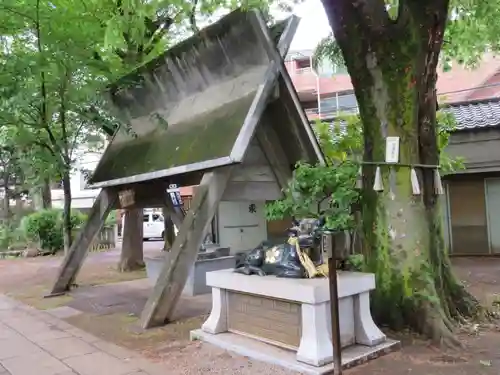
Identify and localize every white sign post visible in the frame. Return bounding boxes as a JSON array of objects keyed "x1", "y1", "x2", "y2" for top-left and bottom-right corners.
[{"x1": 385, "y1": 136, "x2": 400, "y2": 164}]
